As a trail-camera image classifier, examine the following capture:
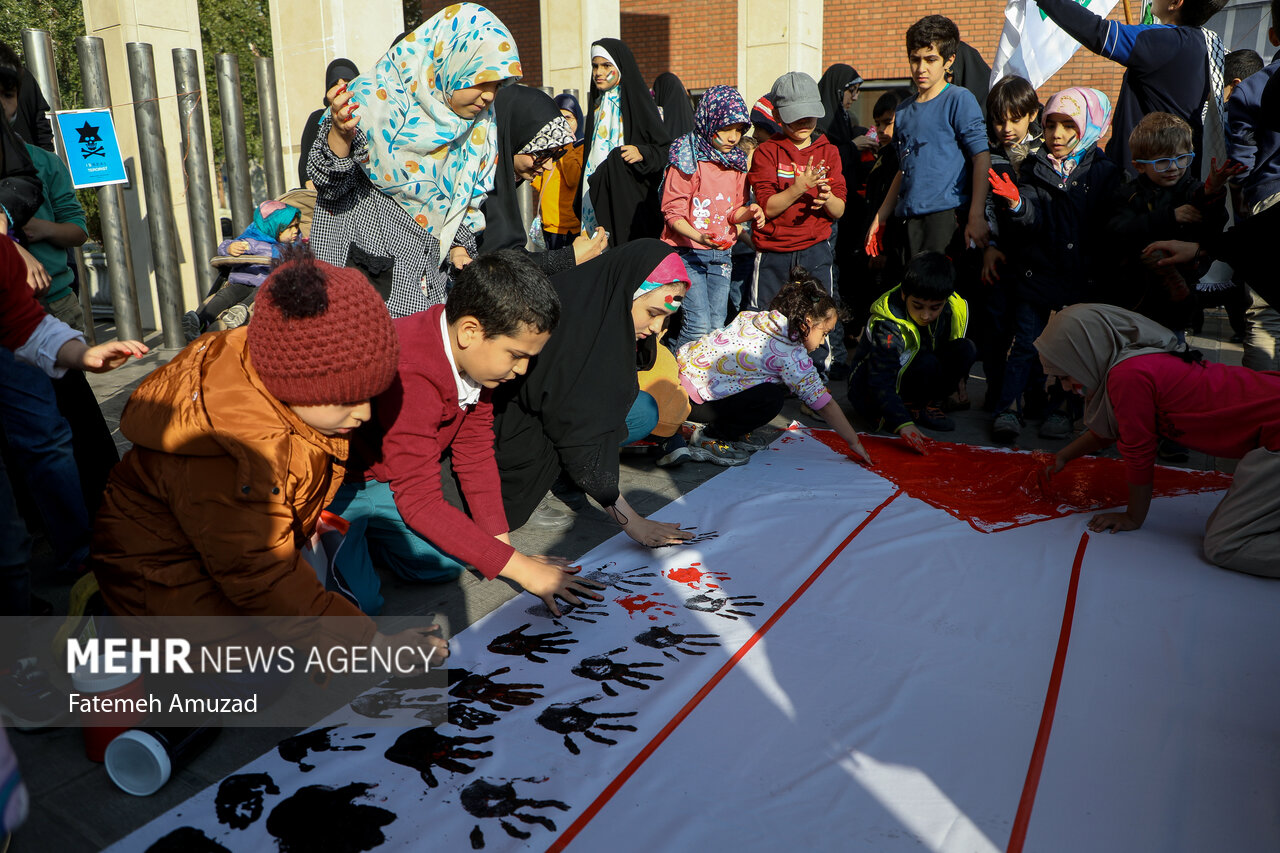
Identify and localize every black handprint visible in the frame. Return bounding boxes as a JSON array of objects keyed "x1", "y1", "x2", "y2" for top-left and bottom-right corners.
[
  {"x1": 525, "y1": 600, "x2": 611, "y2": 626},
  {"x1": 684, "y1": 592, "x2": 764, "y2": 620},
  {"x1": 634, "y1": 625, "x2": 721, "y2": 661},
  {"x1": 581, "y1": 562, "x2": 658, "y2": 593},
  {"x1": 461, "y1": 779, "x2": 570, "y2": 848},
  {"x1": 384, "y1": 727, "x2": 494, "y2": 788},
  {"x1": 571, "y1": 646, "x2": 664, "y2": 697},
  {"x1": 276, "y1": 725, "x2": 371, "y2": 772},
  {"x1": 350, "y1": 688, "x2": 441, "y2": 720},
  {"x1": 536, "y1": 696, "x2": 637, "y2": 754},
  {"x1": 447, "y1": 667, "x2": 545, "y2": 712},
  {"x1": 447, "y1": 703, "x2": 501, "y2": 731},
  {"x1": 487, "y1": 623, "x2": 576, "y2": 663},
  {"x1": 656, "y1": 528, "x2": 721, "y2": 548}
]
